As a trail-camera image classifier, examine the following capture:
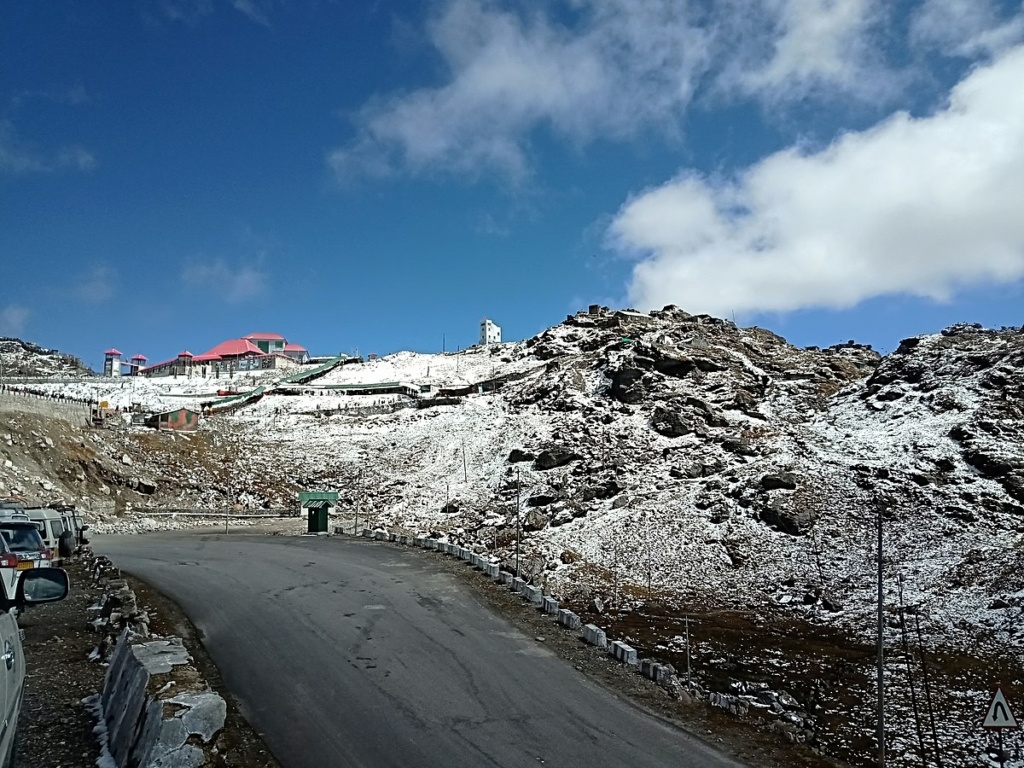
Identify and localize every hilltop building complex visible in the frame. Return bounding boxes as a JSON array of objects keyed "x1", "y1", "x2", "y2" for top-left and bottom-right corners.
[{"x1": 103, "y1": 333, "x2": 310, "y2": 378}]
